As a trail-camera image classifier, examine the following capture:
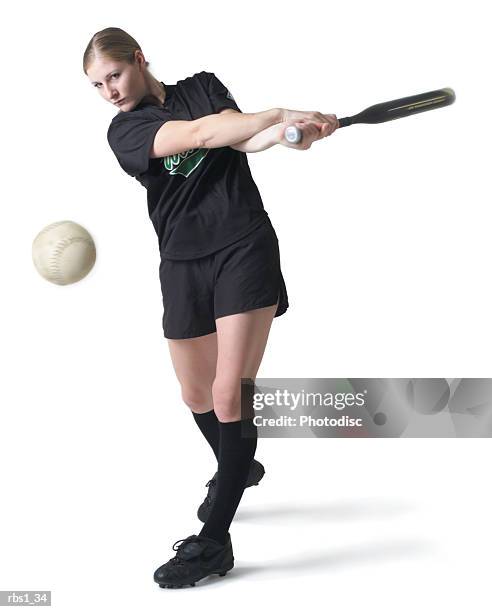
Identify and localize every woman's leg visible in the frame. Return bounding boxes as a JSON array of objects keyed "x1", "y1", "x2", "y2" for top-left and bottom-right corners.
[
  {"x1": 167, "y1": 331, "x2": 218, "y2": 412},
  {"x1": 167, "y1": 331, "x2": 219, "y2": 457},
  {"x1": 212, "y1": 301, "x2": 279, "y2": 422},
  {"x1": 199, "y1": 301, "x2": 278, "y2": 544}
]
